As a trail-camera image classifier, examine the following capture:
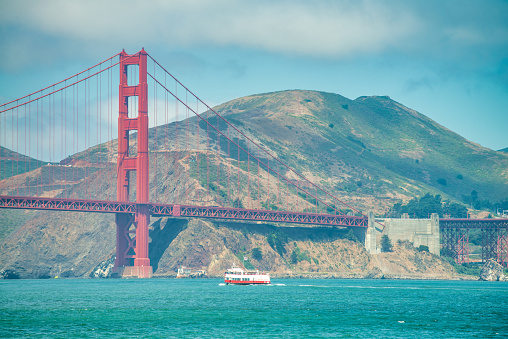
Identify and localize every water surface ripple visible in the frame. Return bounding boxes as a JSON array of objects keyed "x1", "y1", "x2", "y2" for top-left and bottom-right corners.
[{"x1": 1, "y1": 278, "x2": 506, "y2": 338}]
